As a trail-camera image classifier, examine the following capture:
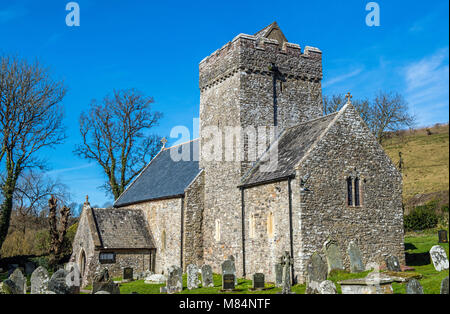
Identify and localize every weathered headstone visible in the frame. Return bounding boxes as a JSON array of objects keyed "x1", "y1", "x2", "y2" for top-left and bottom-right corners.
[
  {"x1": 385, "y1": 255, "x2": 401, "y2": 272},
  {"x1": 9, "y1": 268, "x2": 27, "y2": 294},
  {"x1": 252, "y1": 273, "x2": 265, "y2": 290},
  {"x1": 348, "y1": 241, "x2": 365, "y2": 273},
  {"x1": 48, "y1": 269, "x2": 72, "y2": 294},
  {"x1": 227, "y1": 256, "x2": 238, "y2": 285},
  {"x1": 438, "y1": 230, "x2": 448, "y2": 243},
  {"x1": 221, "y1": 259, "x2": 237, "y2": 287},
  {"x1": 201, "y1": 264, "x2": 214, "y2": 288},
  {"x1": 323, "y1": 239, "x2": 344, "y2": 274},
  {"x1": 318, "y1": 280, "x2": 337, "y2": 294},
  {"x1": 406, "y1": 279, "x2": 423, "y2": 294},
  {"x1": 280, "y1": 251, "x2": 293, "y2": 294},
  {"x1": 1, "y1": 279, "x2": 22, "y2": 294},
  {"x1": 166, "y1": 265, "x2": 183, "y2": 294},
  {"x1": 30, "y1": 266, "x2": 50, "y2": 294},
  {"x1": 222, "y1": 274, "x2": 235, "y2": 291},
  {"x1": 144, "y1": 273, "x2": 166, "y2": 284},
  {"x1": 65, "y1": 263, "x2": 81, "y2": 294},
  {"x1": 123, "y1": 267, "x2": 133, "y2": 281},
  {"x1": 306, "y1": 252, "x2": 328, "y2": 294},
  {"x1": 274, "y1": 263, "x2": 283, "y2": 287},
  {"x1": 430, "y1": 245, "x2": 449, "y2": 271},
  {"x1": 92, "y1": 268, "x2": 120, "y2": 294},
  {"x1": 187, "y1": 264, "x2": 200, "y2": 290},
  {"x1": 440, "y1": 276, "x2": 449, "y2": 294}
]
